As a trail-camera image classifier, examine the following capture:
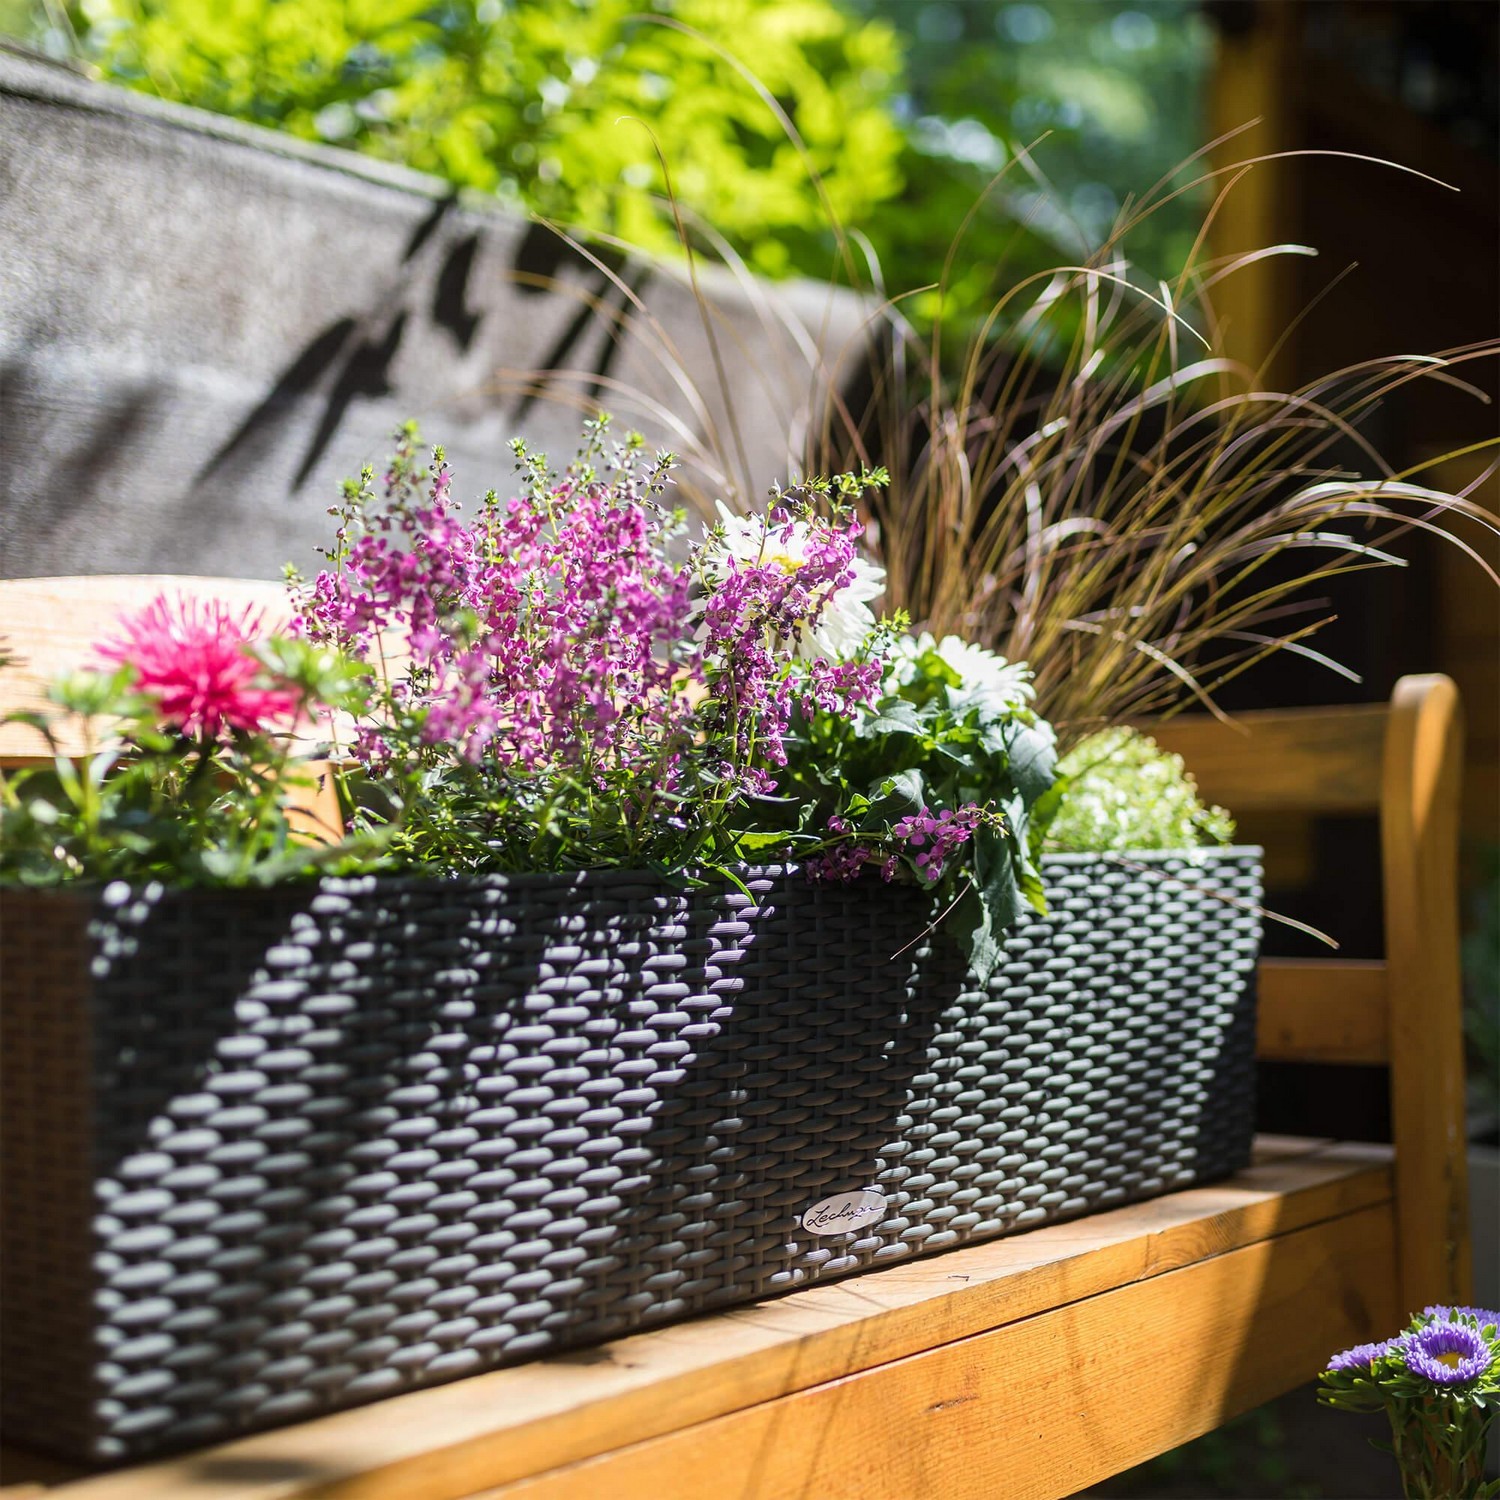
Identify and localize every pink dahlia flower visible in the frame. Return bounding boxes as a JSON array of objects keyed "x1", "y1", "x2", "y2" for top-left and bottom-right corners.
[{"x1": 98, "y1": 595, "x2": 298, "y2": 739}]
